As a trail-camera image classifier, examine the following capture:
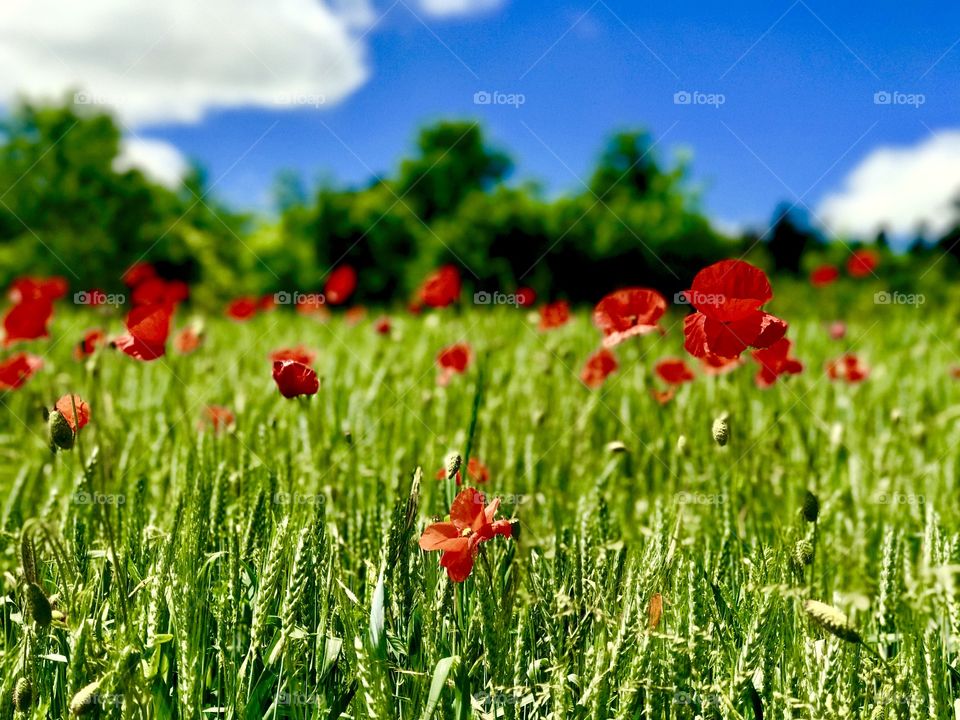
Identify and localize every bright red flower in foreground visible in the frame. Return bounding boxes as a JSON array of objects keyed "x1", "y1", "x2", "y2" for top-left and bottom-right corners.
[
  {"x1": 75, "y1": 329, "x2": 106, "y2": 360},
  {"x1": 593, "y1": 288, "x2": 667, "y2": 347},
  {"x1": 202, "y1": 405, "x2": 235, "y2": 433},
  {"x1": 419, "y1": 487, "x2": 513, "y2": 582},
  {"x1": 810, "y1": 265, "x2": 839, "y2": 287},
  {"x1": 0, "y1": 353, "x2": 42, "y2": 390},
  {"x1": 581, "y1": 348, "x2": 618, "y2": 389},
  {"x1": 539, "y1": 300, "x2": 570, "y2": 331},
  {"x1": 826, "y1": 354, "x2": 869, "y2": 383},
  {"x1": 847, "y1": 249, "x2": 879, "y2": 278},
  {"x1": 272, "y1": 360, "x2": 319, "y2": 398},
  {"x1": 419, "y1": 265, "x2": 461, "y2": 308},
  {"x1": 751, "y1": 338, "x2": 803, "y2": 388},
  {"x1": 682, "y1": 260, "x2": 787, "y2": 359},
  {"x1": 113, "y1": 304, "x2": 173, "y2": 361},
  {"x1": 699, "y1": 352, "x2": 742, "y2": 376},
  {"x1": 655, "y1": 358, "x2": 695, "y2": 385},
  {"x1": 516, "y1": 287, "x2": 536, "y2": 307},
  {"x1": 226, "y1": 297, "x2": 258, "y2": 321},
  {"x1": 3, "y1": 299, "x2": 54, "y2": 345},
  {"x1": 324, "y1": 266, "x2": 357, "y2": 306},
  {"x1": 173, "y1": 327, "x2": 204, "y2": 355},
  {"x1": 435, "y1": 457, "x2": 490, "y2": 486},
  {"x1": 828, "y1": 321, "x2": 847, "y2": 340},
  {"x1": 437, "y1": 343, "x2": 471, "y2": 386},
  {"x1": 55, "y1": 394, "x2": 90, "y2": 432},
  {"x1": 374, "y1": 316, "x2": 392, "y2": 335},
  {"x1": 270, "y1": 346, "x2": 316, "y2": 366},
  {"x1": 651, "y1": 388, "x2": 676, "y2": 405}
]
